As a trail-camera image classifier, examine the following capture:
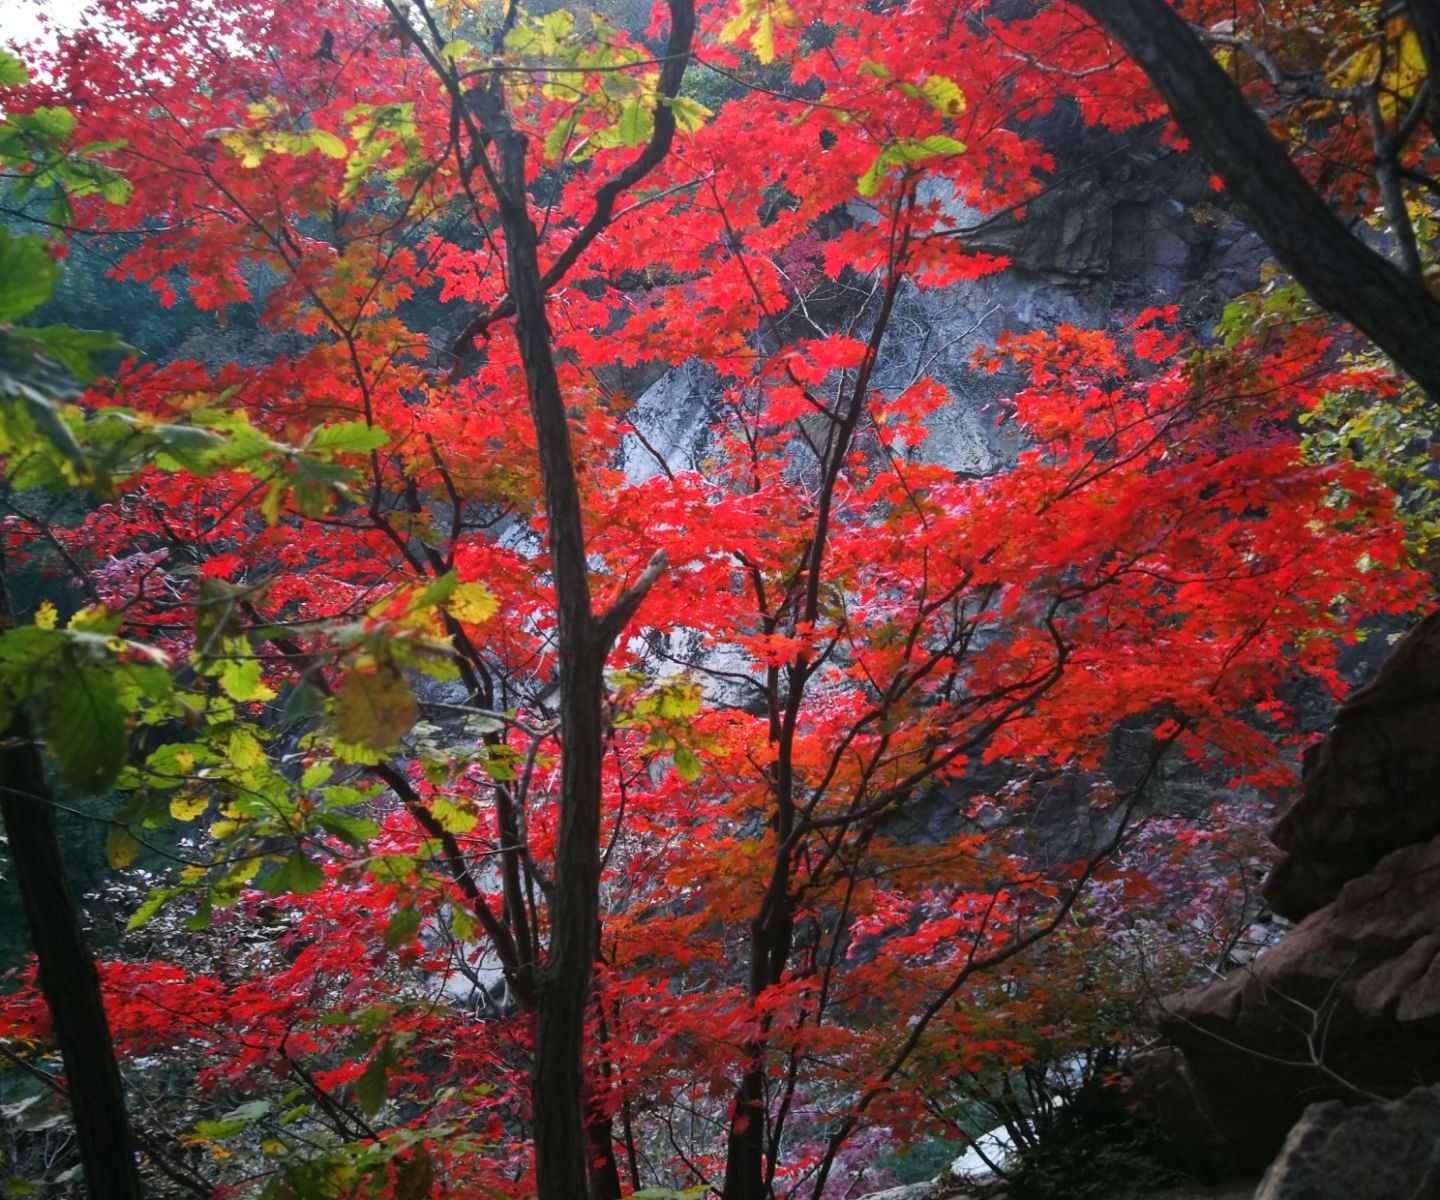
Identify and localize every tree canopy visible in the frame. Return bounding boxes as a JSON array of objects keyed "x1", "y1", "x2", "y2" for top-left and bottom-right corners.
[{"x1": 0, "y1": 1, "x2": 1432, "y2": 1197}]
